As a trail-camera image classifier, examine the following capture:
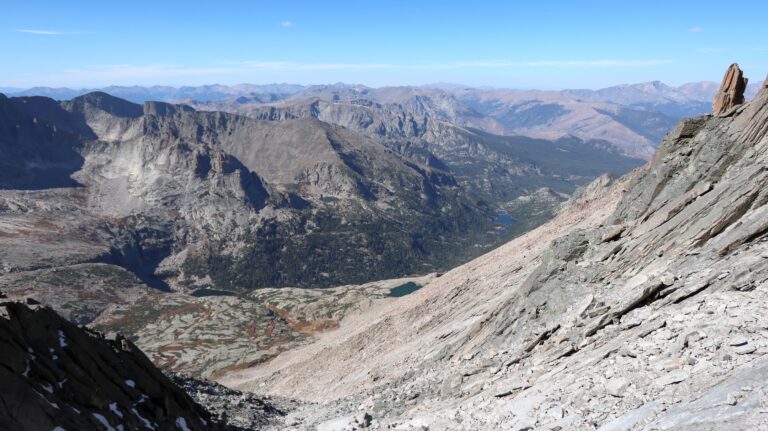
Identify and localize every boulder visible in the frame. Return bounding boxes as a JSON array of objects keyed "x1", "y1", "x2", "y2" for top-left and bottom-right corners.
[{"x1": 606, "y1": 377, "x2": 631, "y2": 397}]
